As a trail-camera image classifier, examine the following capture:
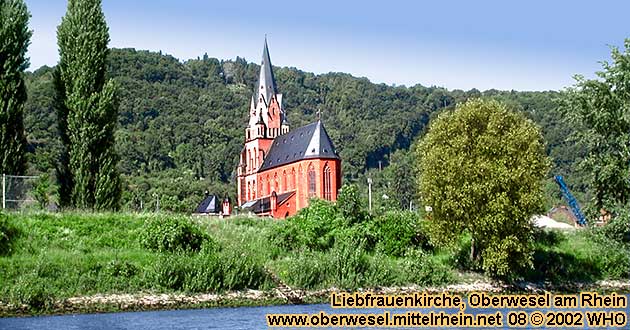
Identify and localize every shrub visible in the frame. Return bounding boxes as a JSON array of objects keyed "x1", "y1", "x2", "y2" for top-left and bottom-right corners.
[
  {"x1": 104, "y1": 259, "x2": 139, "y2": 277},
  {"x1": 326, "y1": 238, "x2": 369, "y2": 289},
  {"x1": 151, "y1": 254, "x2": 191, "y2": 290},
  {"x1": 220, "y1": 247, "x2": 271, "y2": 291},
  {"x1": 372, "y1": 211, "x2": 428, "y2": 257},
  {"x1": 0, "y1": 213, "x2": 20, "y2": 256},
  {"x1": 150, "y1": 248, "x2": 271, "y2": 293},
  {"x1": 289, "y1": 199, "x2": 341, "y2": 251},
  {"x1": 336, "y1": 184, "x2": 367, "y2": 225},
  {"x1": 268, "y1": 220, "x2": 301, "y2": 252},
  {"x1": 591, "y1": 209, "x2": 630, "y2": 245},
  {"x1": 139, "y1": 216, "x2": 211, "y2": 252},
  {"x1": 481, "y1": 235, "x2": 534, "y2": 279},
  {"x1": 9, "y1": 274, "x2": 55, "y2": 311},
  {"x1": 401, "y1": 249, "x2": 453, "y2": 286}
]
